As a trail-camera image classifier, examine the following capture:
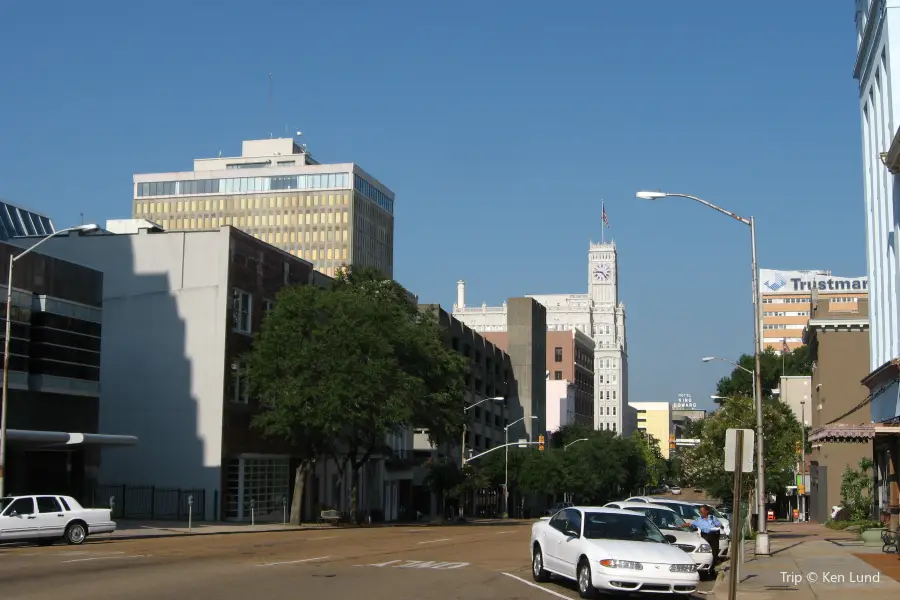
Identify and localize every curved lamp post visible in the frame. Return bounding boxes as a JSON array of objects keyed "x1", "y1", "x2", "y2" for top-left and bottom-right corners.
[
  {"x1": 637, "y1": 189, "x2": 768, "y2": 555},
  {"x1": 504, "y1": 415, "x2": 537, "y2": 517}
]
